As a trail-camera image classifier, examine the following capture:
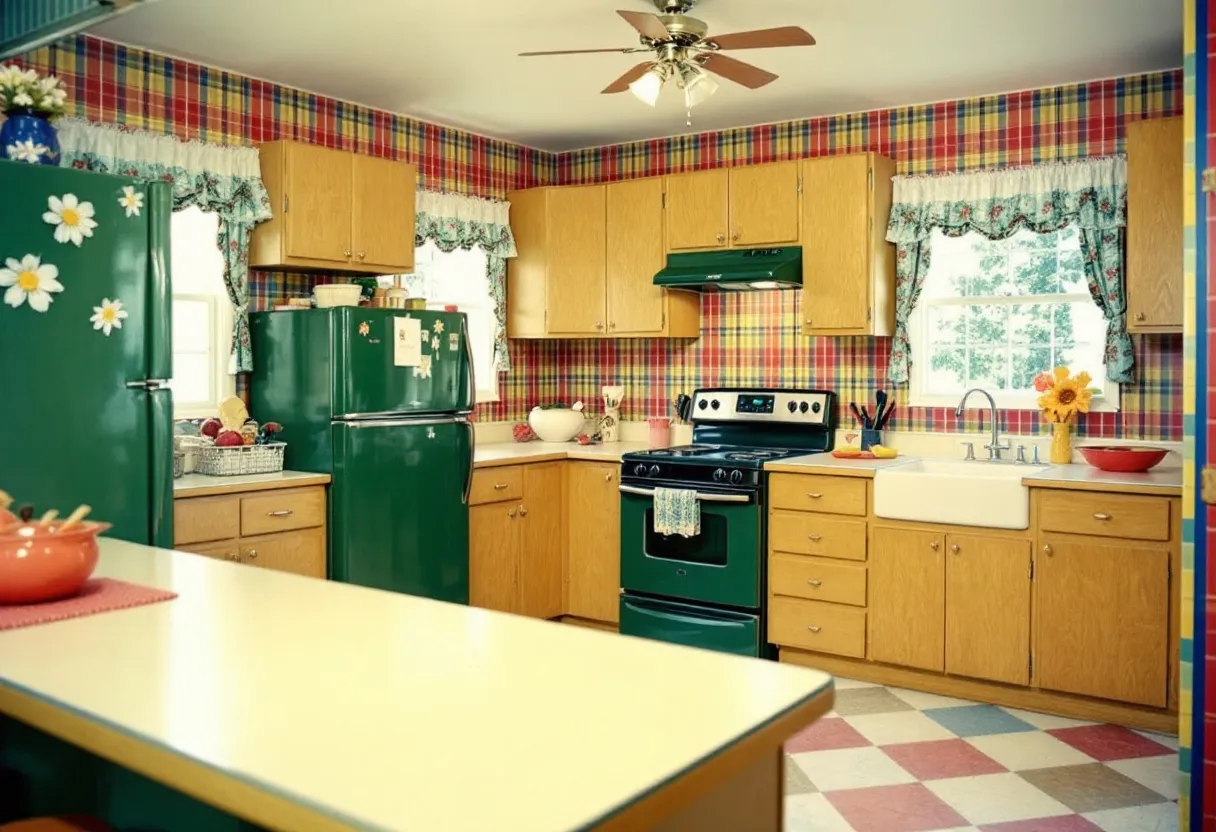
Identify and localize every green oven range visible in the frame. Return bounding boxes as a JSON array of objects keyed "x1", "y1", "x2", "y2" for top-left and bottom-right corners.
[{"x1": 619, "y1": 388, "x2": 838, "y2": 658}]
